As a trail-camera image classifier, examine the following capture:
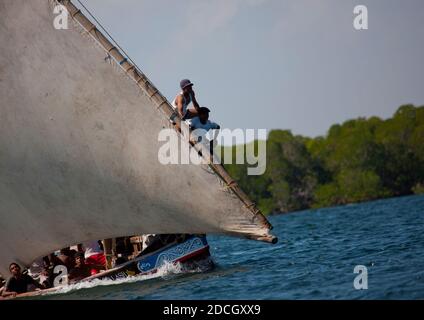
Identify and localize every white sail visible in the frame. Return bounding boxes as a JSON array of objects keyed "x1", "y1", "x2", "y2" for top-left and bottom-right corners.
[{"x1": 0, "y1": 0, "x2": 276, "y2": 276}]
